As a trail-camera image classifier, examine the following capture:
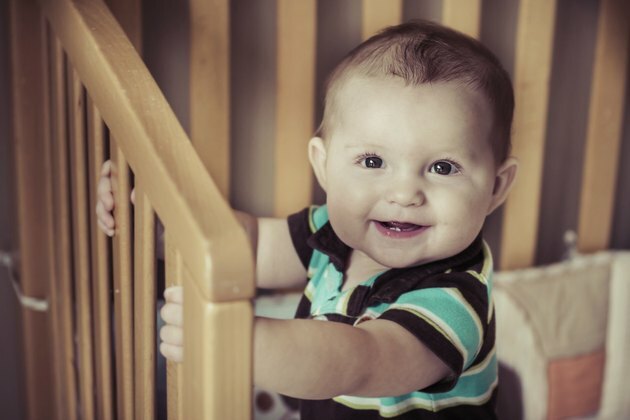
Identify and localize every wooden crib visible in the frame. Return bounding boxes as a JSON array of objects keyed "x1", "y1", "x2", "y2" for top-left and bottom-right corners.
[{"x1": 6, "y1": 0, "x2": 629, "y2": 419}]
